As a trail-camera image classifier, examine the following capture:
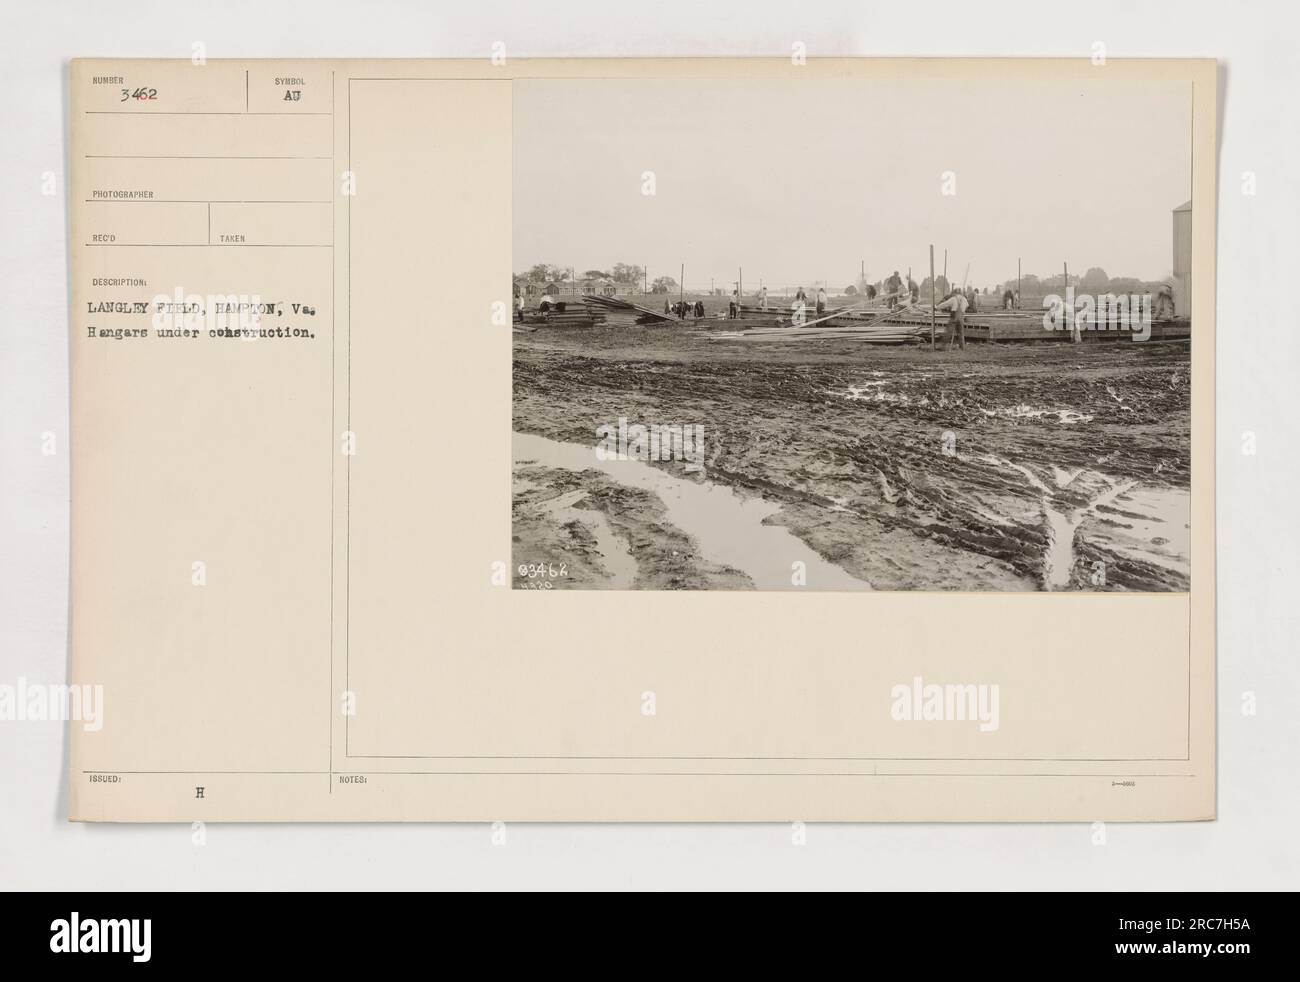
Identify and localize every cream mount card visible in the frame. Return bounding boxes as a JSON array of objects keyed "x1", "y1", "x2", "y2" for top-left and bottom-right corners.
[{"x1": 69, "y1": 57, "x2": 1216, "y2": 821}]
